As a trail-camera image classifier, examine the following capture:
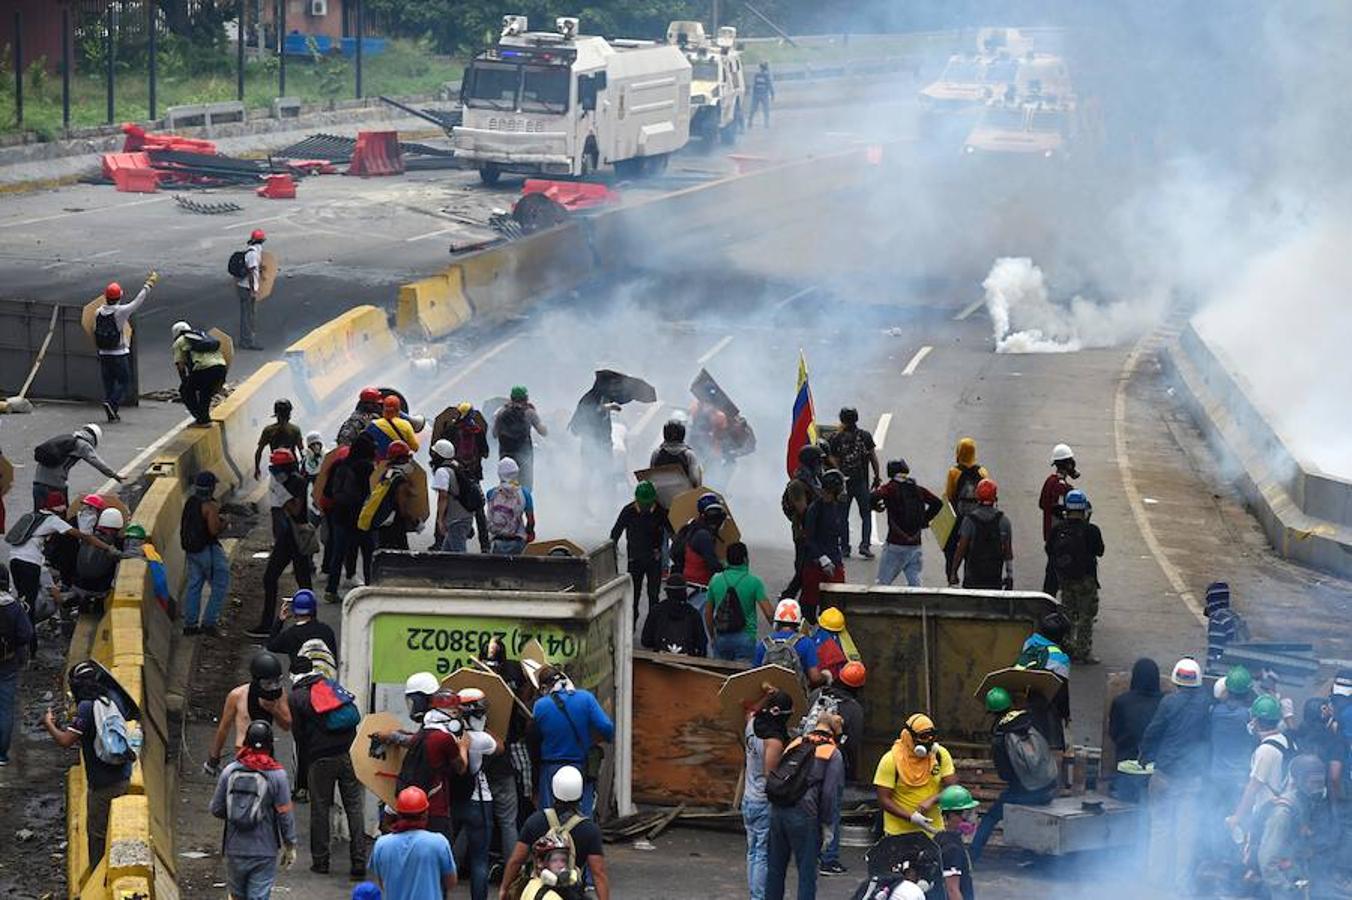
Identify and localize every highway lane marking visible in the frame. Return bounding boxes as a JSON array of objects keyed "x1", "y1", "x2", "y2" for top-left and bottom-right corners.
[
  {"x1": 1114, "y1": 336, "x2": 1204, "y2": 624},
  {"x1": 954, "y1": 297, "x2": 985, "y2": 320},
  {"x1": 220, "y1": 213, "x2": 290, "y2": 231},
  {"x1": 872, "y1": 412, "x2": 893, "y2": 547},
  {"x1": 0, "y1": 196, "x2": 169, "y2": 229},
  {"x1": 901, "y1": 346, "x2": 932, "y2": 376},
  {"x1": 773, "y1": 287, "x2": 816, "y2": 310},
  {"x1": 405, "y1": 227, "x2": 458, "y2": 243},
  {"x1": 696, "y1": 335, "x2": 734, "y2": 365},
  {"x1": 422, "y1": 335, "x2": 521, "y2": 408},
  {"x1": 95, "y1": 415, "x2": 195, "y2": 495}
]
